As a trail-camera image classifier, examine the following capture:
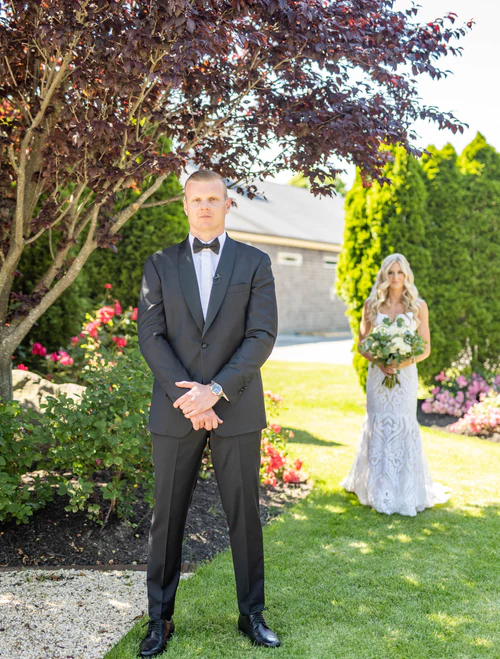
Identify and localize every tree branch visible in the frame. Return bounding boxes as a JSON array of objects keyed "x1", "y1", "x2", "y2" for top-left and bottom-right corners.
[{"x1": 140, "y1": 194, "x2": 183, "y2": 209}]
